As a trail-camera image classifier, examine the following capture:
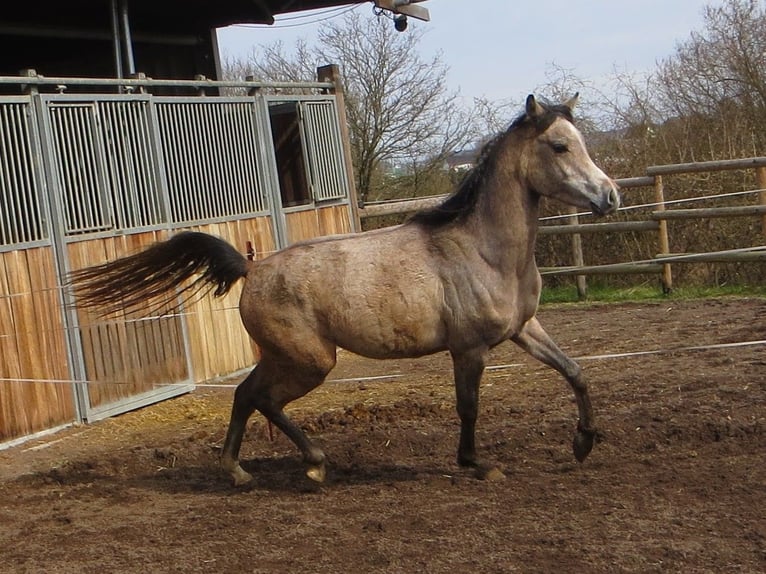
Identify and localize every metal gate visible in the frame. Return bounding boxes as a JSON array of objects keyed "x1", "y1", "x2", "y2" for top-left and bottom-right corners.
[{"x1": 0, "y1": 84, "x2": 353, "y2": 438}]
